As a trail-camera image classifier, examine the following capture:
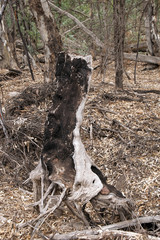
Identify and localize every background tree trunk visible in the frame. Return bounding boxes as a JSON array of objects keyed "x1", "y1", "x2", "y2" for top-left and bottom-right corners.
[
  {"x1": 113, "y1": 0, "x2": 125, "y2": 89},
  {"x1": 0, "y1": 1, "x2": 17, "y2": 70},
  {"x1": 0, "y1": 21, "x2": 17, "y2": 69},
  {"x1": 28, "y1": 0, "x2": 63, "y2": 82},
  {"x1": 145, "y1": 0, "x2": 160, "y2": 56},
  {"x1": 0, "y1": 21, "x2": 10, "y2": 69}
]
